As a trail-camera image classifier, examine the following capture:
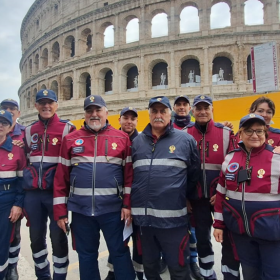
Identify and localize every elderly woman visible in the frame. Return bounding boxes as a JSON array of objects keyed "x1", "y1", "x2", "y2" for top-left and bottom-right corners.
[
  {"x1": 0, "y1": 110, "x2": 25, "y2": 279},
  {"x1": 213, "y1": 113, "x2": 280, "y2": 280}
]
